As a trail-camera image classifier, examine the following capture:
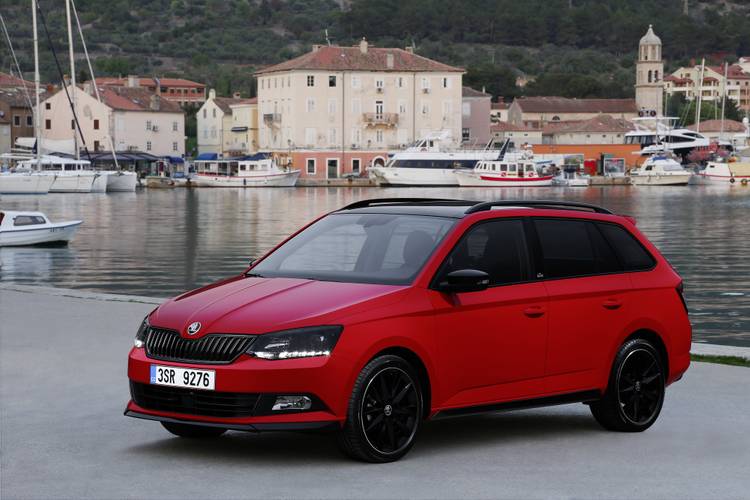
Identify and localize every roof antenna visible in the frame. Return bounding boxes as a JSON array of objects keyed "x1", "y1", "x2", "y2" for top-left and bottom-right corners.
[{"x1": 325, "y1": 29, "x2": 331, "y2": 46}]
